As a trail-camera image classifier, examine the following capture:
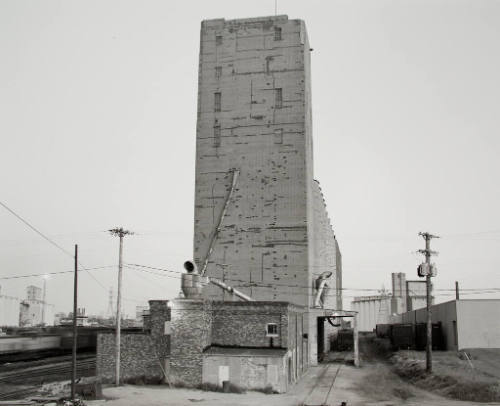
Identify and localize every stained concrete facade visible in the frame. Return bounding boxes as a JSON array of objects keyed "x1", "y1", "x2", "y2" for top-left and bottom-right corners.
[{"x1": 192, "y1": 15, "x2": 341, "y2": 366}]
